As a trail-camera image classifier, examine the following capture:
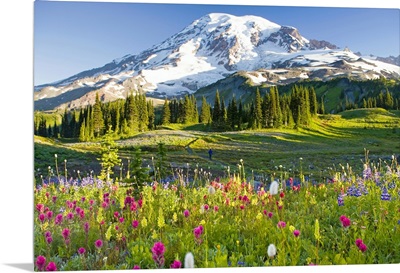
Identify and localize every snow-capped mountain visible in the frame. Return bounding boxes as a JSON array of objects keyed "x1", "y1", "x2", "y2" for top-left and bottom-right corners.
[{"x1": 34, "y1": 13, "x2": 400, "y2": 111}]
